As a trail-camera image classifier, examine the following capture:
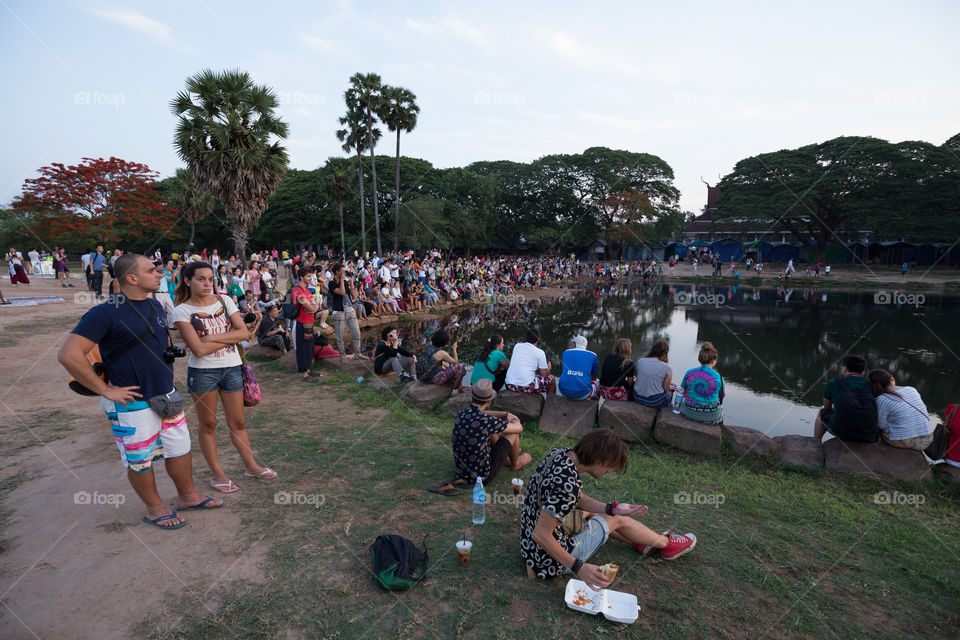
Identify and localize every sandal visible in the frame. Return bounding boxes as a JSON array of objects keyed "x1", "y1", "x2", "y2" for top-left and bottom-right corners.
[
  {"x1": 142, "y1": 510, "x2": 187, "y2": 529},
  {"x1": 210, "y1": 479, "x2": 239, "y2": 493},
  {"x1": 178, "y1": 496, "x2": 224, "y2": 511},
  {"x1": 428, "y1": 478, "x2": 469, "y2": 496},
  {"x1": 244, "y1": 467, "x2": 277, "y2": 480}
]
